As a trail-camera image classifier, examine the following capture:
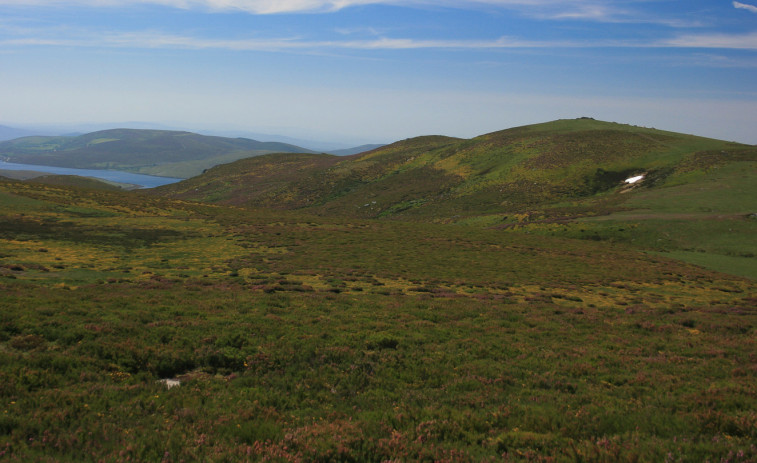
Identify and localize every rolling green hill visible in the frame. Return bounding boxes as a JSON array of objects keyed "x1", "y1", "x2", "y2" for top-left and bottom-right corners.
[
  {"x1": 0, "y1": 129, "x2": 315, "y2": 178},
  {"x1": 154, "y1": 118, "x2": 757, "y2": 278},
  {"x1": 27, "y1": 174, "x2": 128, "y2": 190},
  {"x1": 155, "y1": 118, "x2": 754, "y2": 218},
  {"x1": 0, "y1": 169, "x2": 135, "y2": 189}
]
